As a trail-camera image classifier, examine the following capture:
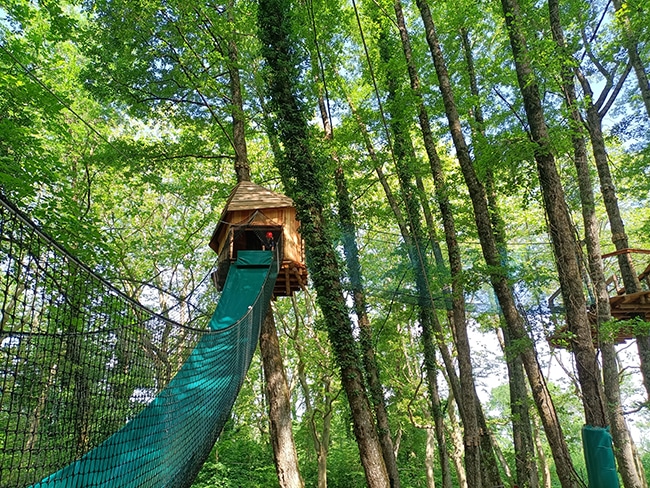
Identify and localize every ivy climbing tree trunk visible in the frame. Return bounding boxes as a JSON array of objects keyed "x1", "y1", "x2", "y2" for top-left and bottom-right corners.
[
  {"x1": 316, "y1": 64, "x2": 400, "y2": 486},
  {"x1": 334, "y1": 164, "x2": 401, "y2": 488},
  {"x1": 342, "y1": 91, "x2": 456, "y2": 487},
  {"x1": 384, "y1": 5, "x2": 485, "y2": 485},
  {"x1": 257, "y1": 1, "x2": 389, "y2": 485}
]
